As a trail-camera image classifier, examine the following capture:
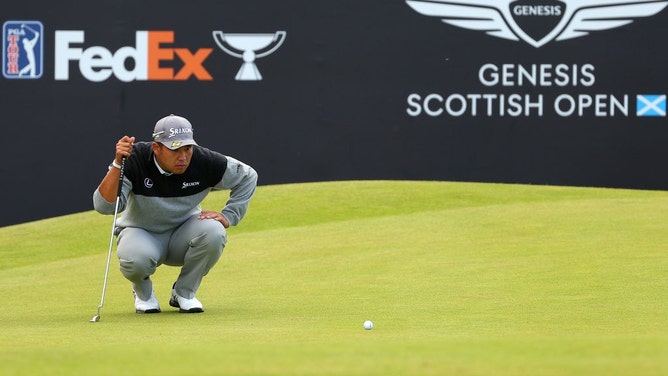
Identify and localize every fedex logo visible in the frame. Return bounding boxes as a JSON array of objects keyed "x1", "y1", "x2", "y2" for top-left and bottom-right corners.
[{"x1": 55, "y1": 30, "x2": 212, "y2": 82}]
